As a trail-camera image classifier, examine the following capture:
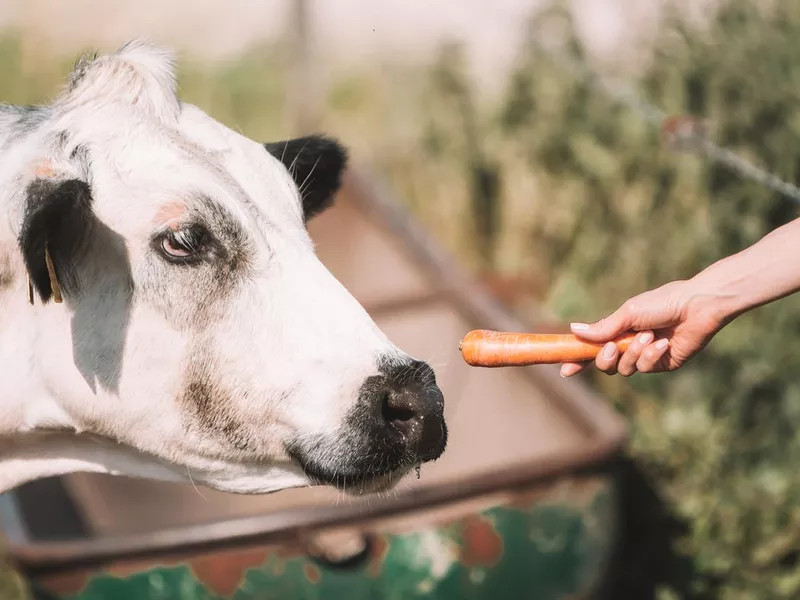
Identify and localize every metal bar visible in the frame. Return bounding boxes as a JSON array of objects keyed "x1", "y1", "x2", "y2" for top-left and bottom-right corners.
[
  {"x1": 363, "y1": 290, "x2": 448, "y2": 319},
  {"x1": 0, "y1": 494, "x2": 28, "y2": 546},
  {"x1": 285, "y1": 0, "x2": 319, "y2": 134},
  {"x1": 12, "y1": 448, "x2": 617, "y2": 576}
]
